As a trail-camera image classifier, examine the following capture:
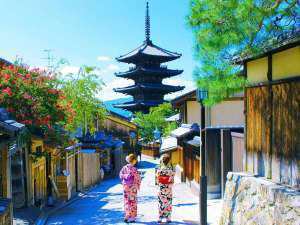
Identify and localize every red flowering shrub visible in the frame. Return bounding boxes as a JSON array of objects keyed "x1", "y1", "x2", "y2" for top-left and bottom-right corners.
[{"x1": 0, "y1": 64, "x2": 74, "y2": 143}]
